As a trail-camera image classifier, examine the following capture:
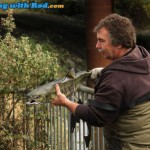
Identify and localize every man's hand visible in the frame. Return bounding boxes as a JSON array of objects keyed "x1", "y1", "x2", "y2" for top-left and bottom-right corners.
[
  {"x1": 52, "y1": 84, "x2": 79, "y2": 114},
  {"x1": 52, "y1": 84, "x2": 68, "y2": 106},
  {"x1": 90, "y1": 67, "x2": 103, "y2": 80}
]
